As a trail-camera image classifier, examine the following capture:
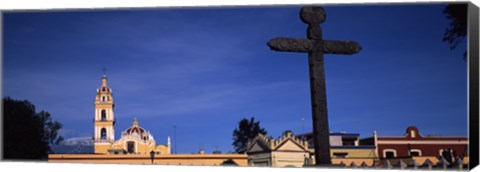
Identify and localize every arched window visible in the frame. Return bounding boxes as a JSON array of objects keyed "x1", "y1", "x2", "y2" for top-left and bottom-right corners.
[
  {"x1": 101, "y1": 128, "x2": 107, "y2": 140},
  {"x1": 102, "y1": 96, "x2": 106, "y2": 102},
  {"x1": 385, "y1": 151, "x2": 395, "y2": 158},
  {"x1": 101, "y1": 110, "x2": 106, "y2": 121},
  {"x1": 383, "y1": 149, "x2": 397, "y2": 158},
  {"x1": 410, "y1": 149, "x2": 422, "y2": 156}
]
